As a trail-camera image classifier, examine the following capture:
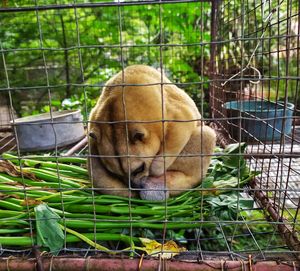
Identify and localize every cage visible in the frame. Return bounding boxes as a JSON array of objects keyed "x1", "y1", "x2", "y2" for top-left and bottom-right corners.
[{"x1": 0, "y1": 0, "x2": 299, "y2": 270}]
